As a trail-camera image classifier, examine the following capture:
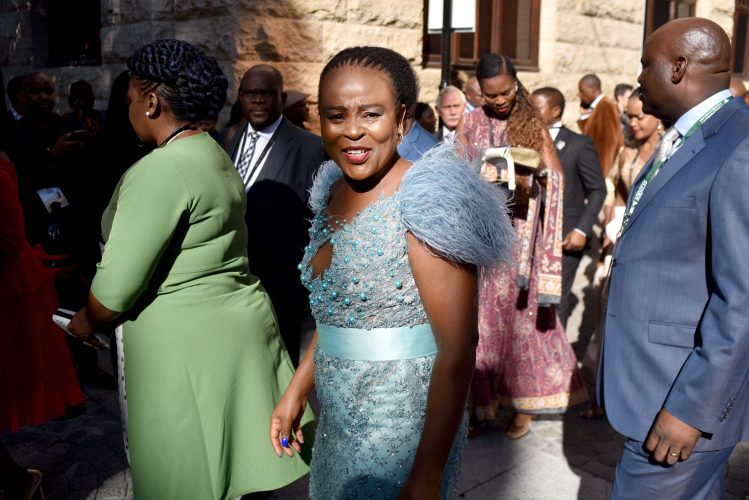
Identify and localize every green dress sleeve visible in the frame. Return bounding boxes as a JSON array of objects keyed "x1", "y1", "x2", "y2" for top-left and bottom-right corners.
[{"x1": 91, "y1": 153, "x2": 190, "y2": 312}]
